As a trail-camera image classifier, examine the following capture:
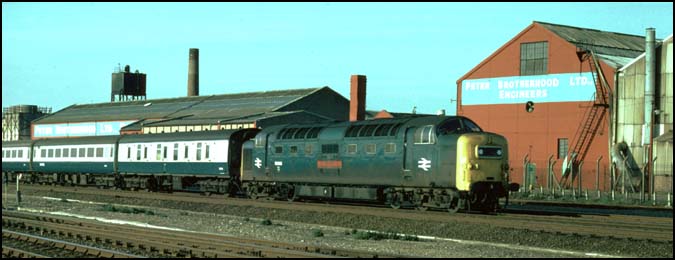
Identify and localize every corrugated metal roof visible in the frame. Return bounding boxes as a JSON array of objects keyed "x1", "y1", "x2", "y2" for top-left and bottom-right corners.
[
  {"x1": 537, "y1": 21, "x2": 645, "y2": 59},
  {"x1": 536, "y1": 21, "x2": 646, "y2": 68},
  {"x1": 34, "y1": 88, "x2": 323, "y2": 124}
]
